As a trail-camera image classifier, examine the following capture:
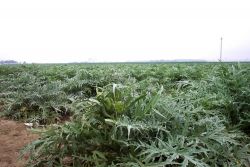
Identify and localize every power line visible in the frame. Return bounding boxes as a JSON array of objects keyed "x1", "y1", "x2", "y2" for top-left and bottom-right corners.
[{"x1": 220, "y1": 37, "x2": 223, "y2": 61}]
